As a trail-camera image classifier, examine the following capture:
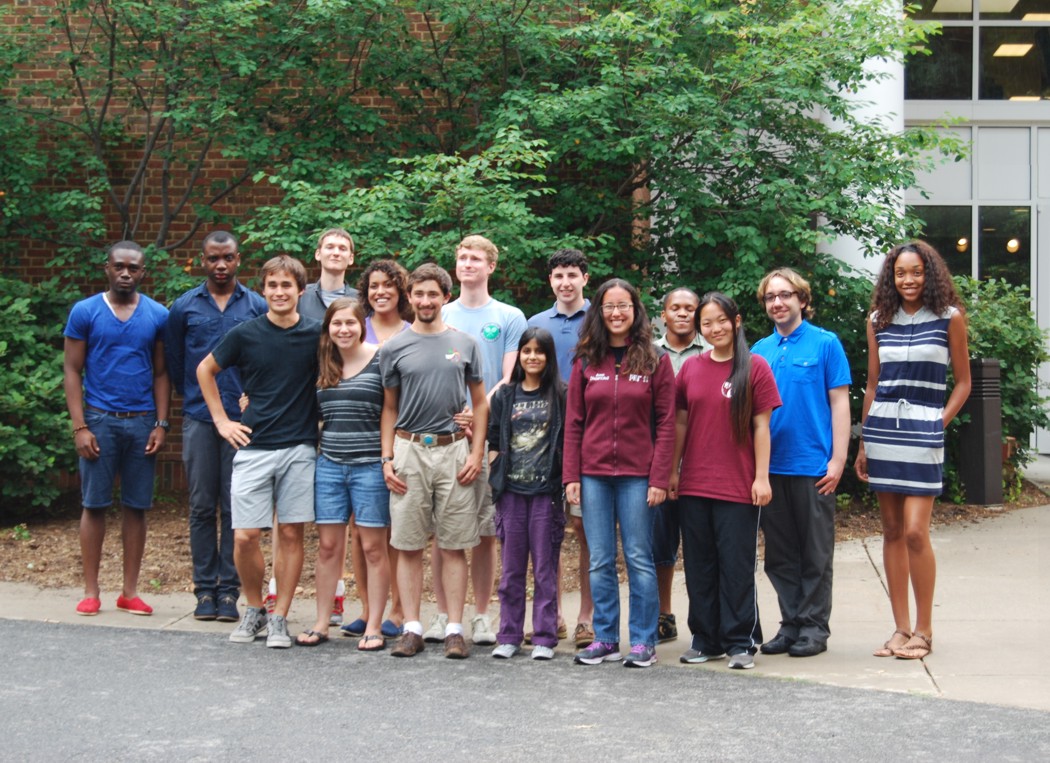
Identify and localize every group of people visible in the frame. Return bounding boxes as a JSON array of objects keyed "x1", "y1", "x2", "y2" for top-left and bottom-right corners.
[{"x1": 64, "y1": 230, "x2": 969, "y2": 668}]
